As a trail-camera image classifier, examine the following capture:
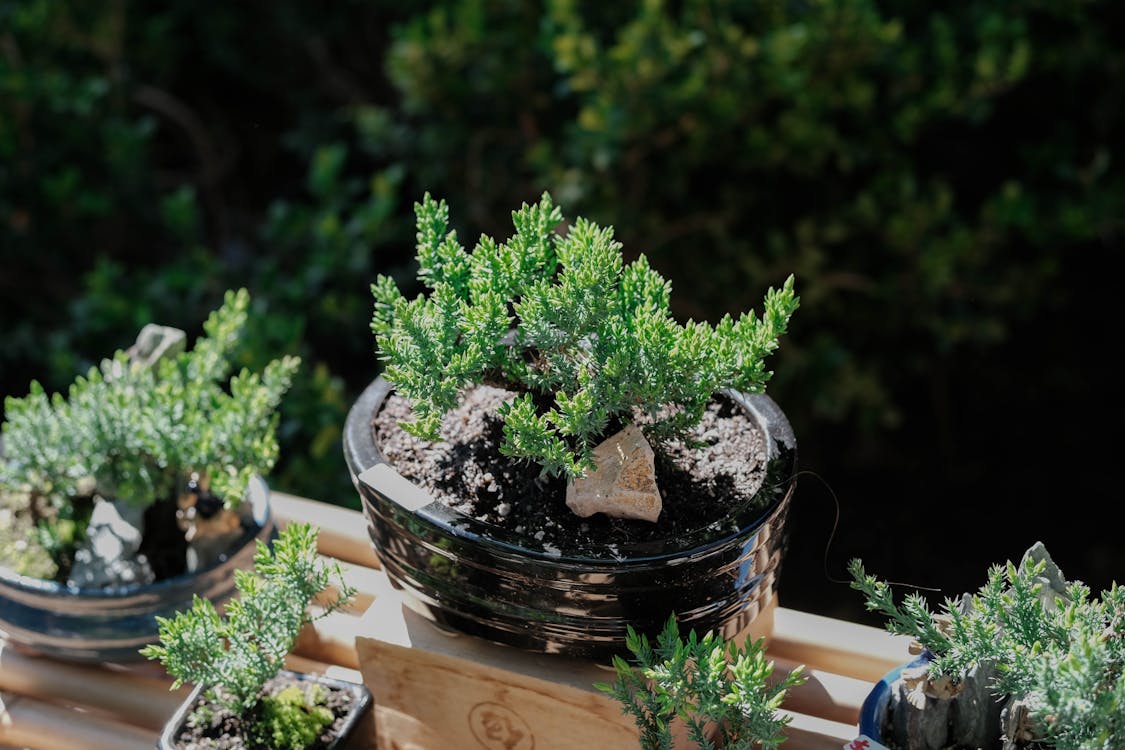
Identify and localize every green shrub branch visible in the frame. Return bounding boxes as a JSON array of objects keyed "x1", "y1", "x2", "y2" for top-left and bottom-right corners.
[
  {"x1": 849, "y1": 554, "x2": 1124, "y2": 750},
  {"x1": 372, "y1": 193, "x2": 798, "y2": 478},
  {"x1": 143, "y1": 523, "x2": 356, "y2": 749},
  {"x1": 597, "y1": 616, "x2": 805, "y2": 750},
  {"x1": 1, "y1": 289, "x2": 299, "y2": 509}
]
